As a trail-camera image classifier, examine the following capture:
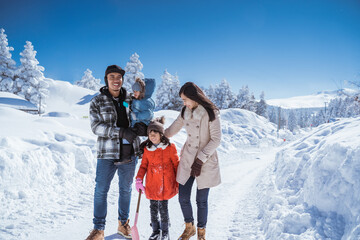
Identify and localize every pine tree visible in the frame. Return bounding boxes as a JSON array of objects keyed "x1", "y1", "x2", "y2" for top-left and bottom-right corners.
[
  {"x1": 288, "y1": 110, "x2": 297, "y2": 132},
  {"x1": 256, "y1": 91, "x2": 268, "y2": 118},
  {"x1": 123, "y1": 53, "x2": 144, "y2": 91},
  {"x1": 235, "y1": 85, "x2": 250, "y2": 109},
  {"x1": 155, "y1": 70, "x2": 182, "y2": 110},
  {"x1": 205, "y1": 84, "x2": 216, "y2": 106},
  {"x1": 0, "y1": 28, "x2": 16, "y2": 92},
  {"x1": 213, "y1": 79, "x2": 235, "y2": 109},
  {"x1": 14, "y1": 41, "x2": 49, "y2": 113},
  {"x1": 75, "y1": 68, "x2": 101, "y2": 91},
  {"x1": 247, "y1": 93, "x2": 257, "y2": 112}
]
